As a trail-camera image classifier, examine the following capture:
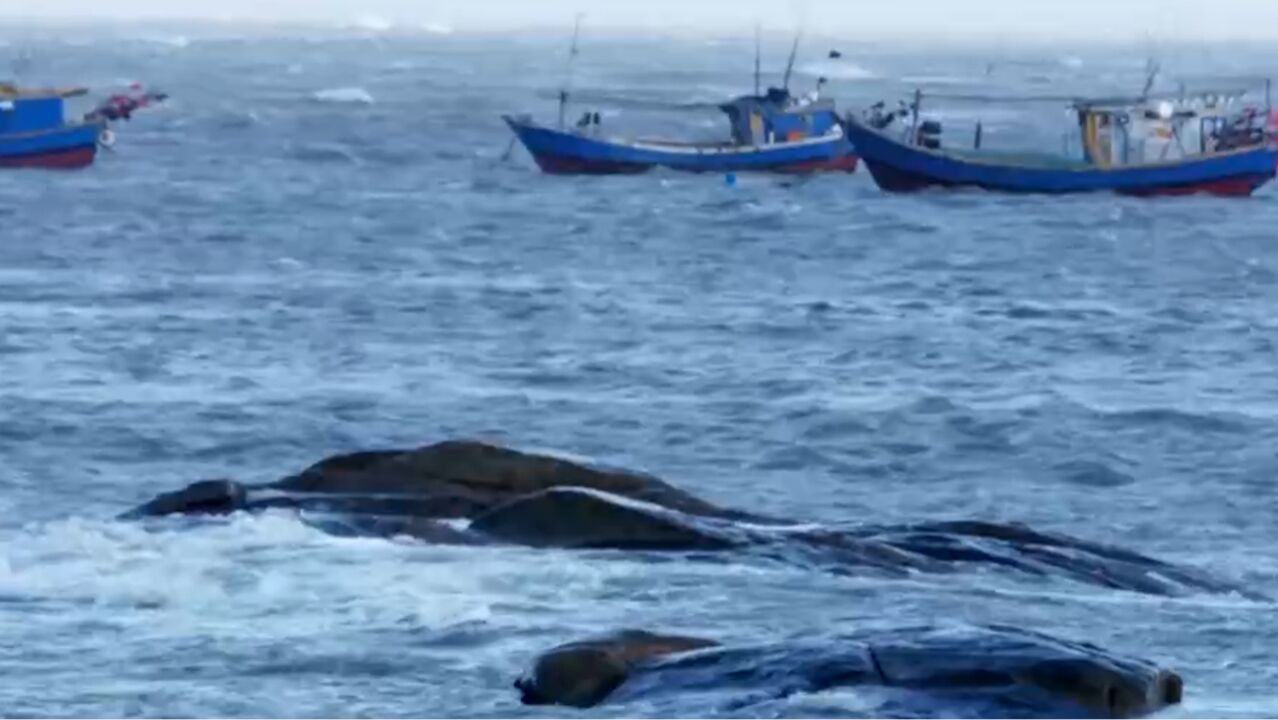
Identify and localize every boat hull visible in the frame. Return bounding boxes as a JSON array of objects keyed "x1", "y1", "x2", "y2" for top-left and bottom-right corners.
[
  {"x1": 504, "y1": 116, "x2": 858, "y2": 175},
  {"x1": 844, "y1": 118, "x2": 1277, "y2": 196},
  {"x1": 0, "y1": 123, "x2": 101, "y2": 169}
]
